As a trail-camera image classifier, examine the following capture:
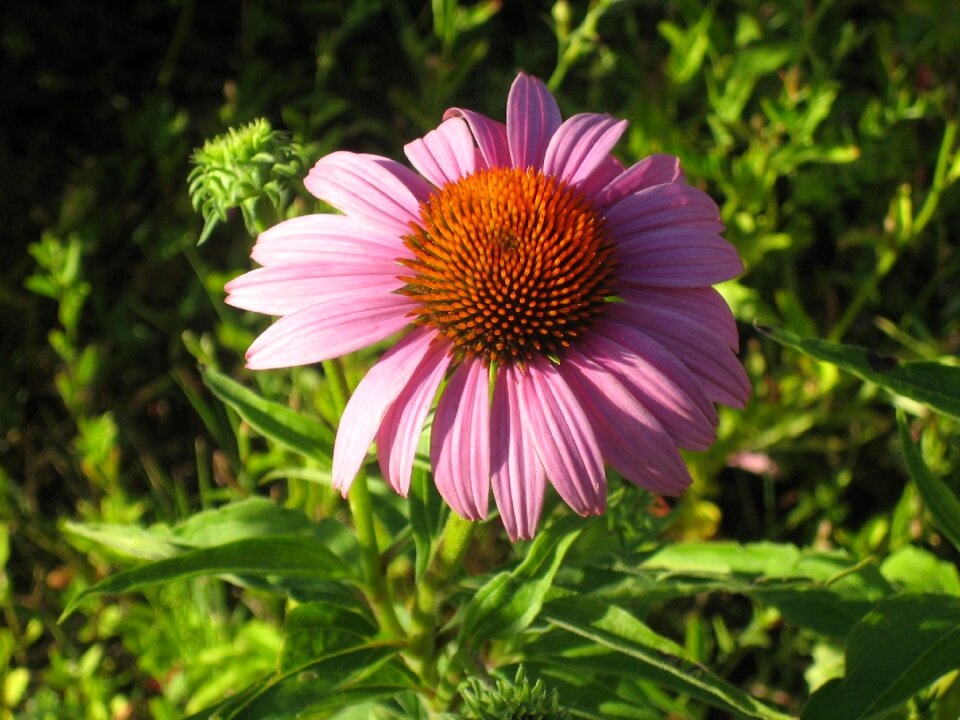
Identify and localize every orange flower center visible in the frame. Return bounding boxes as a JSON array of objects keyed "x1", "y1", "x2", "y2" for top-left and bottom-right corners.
[{"x1": 399, "y1": 167, "x2": 617, "y2": 364}]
